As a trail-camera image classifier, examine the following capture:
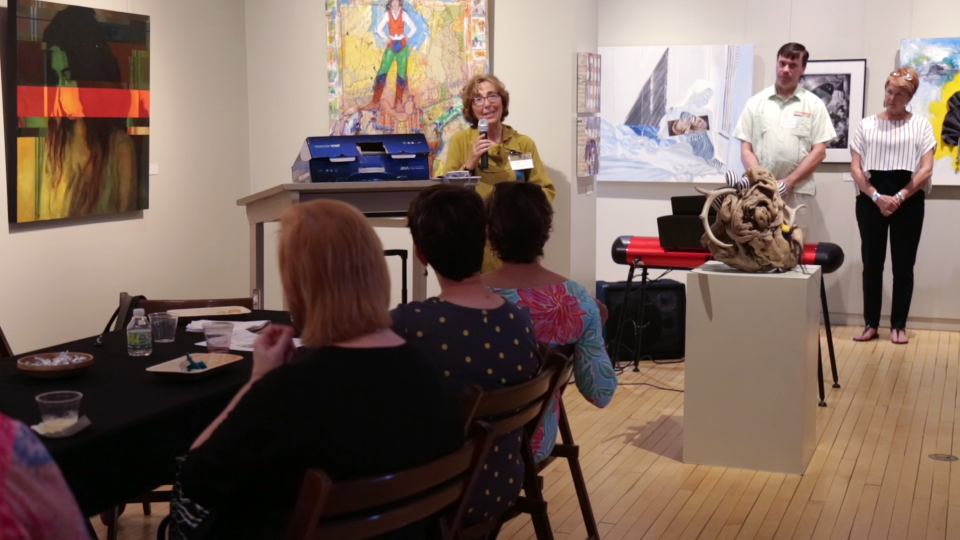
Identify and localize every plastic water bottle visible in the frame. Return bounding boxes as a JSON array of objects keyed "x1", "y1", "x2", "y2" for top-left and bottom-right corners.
[{"x1": 127, "y1": 308, "x2": 153, "y2": 356}]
